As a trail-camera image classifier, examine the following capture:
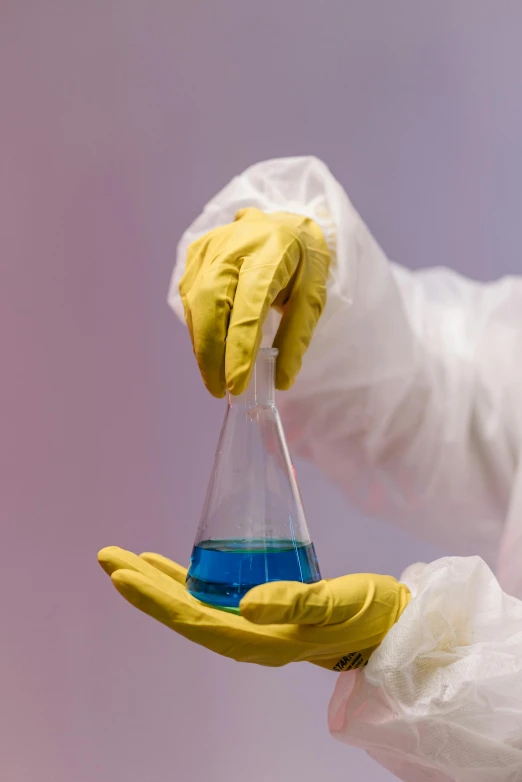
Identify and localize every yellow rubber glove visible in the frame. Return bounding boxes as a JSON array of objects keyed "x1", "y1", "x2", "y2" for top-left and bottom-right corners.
[
  {"x1": 179, "y1": 208, "x2": 330, "y2": 397},
  {"x1": 98, "y1": 547, "x2": 410, "y2": 671}
]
